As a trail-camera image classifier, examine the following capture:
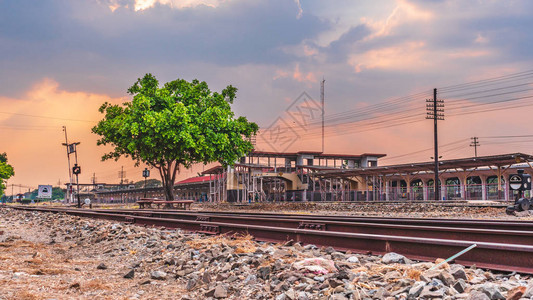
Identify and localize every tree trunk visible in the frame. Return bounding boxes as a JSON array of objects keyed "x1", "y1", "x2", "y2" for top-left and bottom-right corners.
[
  {"x1": 159, "y1": 166, "x2": 176, "y2": 201},
  {"x1": 163, "y1": 182, "x2": 174, "y2": 200}
]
